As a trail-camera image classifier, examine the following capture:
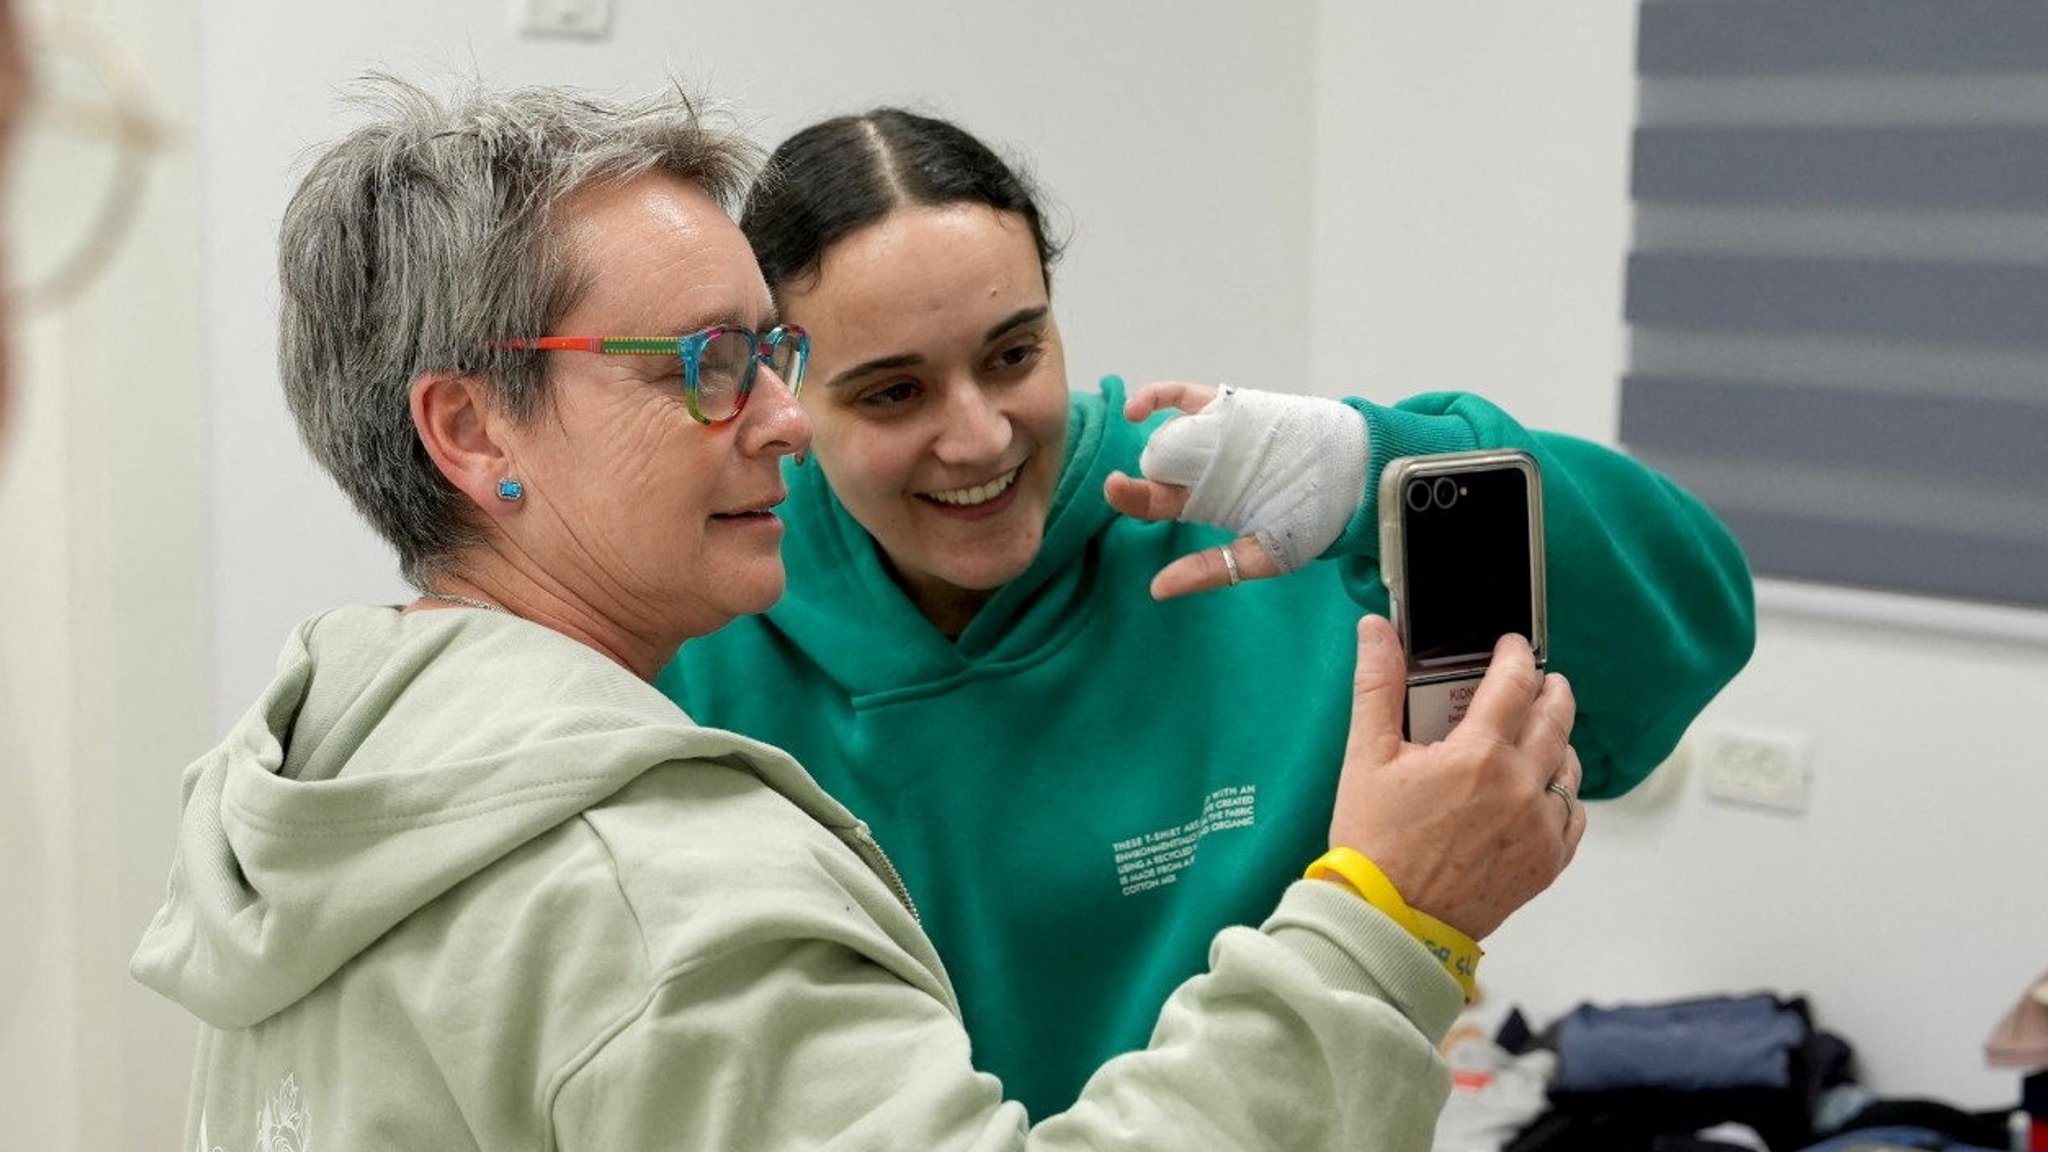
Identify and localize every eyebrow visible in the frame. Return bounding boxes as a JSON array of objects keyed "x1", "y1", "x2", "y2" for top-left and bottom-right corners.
[
  {"x1": 684, "y1": 310, "x2": 779, "y2": 335},
  {"x1": 824, "y1": 305, "x2": 1051, "y2": 391},
  {"x1": 654, "y1": 299, "x2": 778, "y2": 338},
  {"x1": 983, "y1": 305, "x2": 1049, "y2": 343},
  {"x1": 826, "y1": 352, "x2": 923, "y2": 391}
]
